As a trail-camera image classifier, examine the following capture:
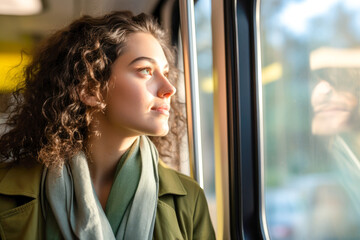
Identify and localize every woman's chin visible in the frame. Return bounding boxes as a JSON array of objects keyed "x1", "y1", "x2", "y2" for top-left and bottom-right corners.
[
  {"x1": 147, "y1": 125, "x2": 169, "y2": 137},
  {"x1": 312, "y1": 117, "x2": 351, "y2": 136}
]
